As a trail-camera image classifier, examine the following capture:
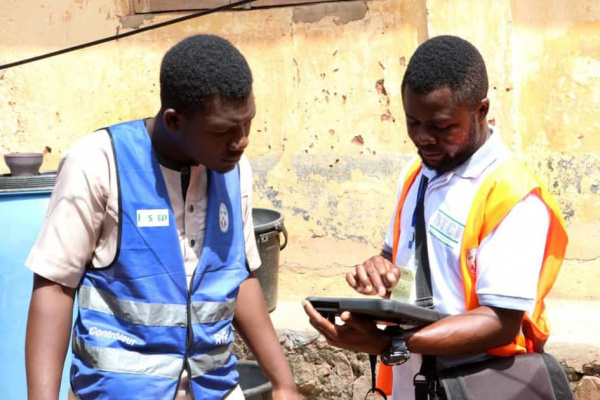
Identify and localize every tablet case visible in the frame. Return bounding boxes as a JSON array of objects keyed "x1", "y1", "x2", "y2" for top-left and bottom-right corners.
[{"x1": 306, "y1": 296, "x2": 448, "y2": 326}]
